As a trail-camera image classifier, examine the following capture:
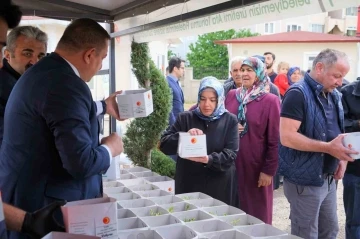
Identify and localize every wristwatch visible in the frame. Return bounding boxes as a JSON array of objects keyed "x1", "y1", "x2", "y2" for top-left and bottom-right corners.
[{"x1": 101, "y1": 100, "x2": 107, "y2": 115}]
